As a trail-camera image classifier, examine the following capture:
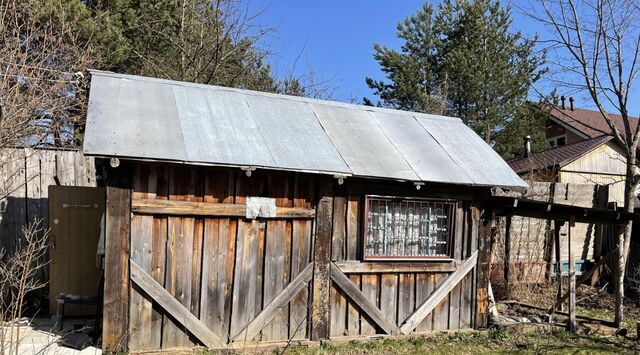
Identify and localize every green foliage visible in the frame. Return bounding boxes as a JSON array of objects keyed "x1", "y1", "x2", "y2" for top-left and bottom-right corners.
[
  {"x1": 493, "y1": 102, "x2": 551, "y2": 160},
  {"x1": 366, "y1": 0, "x2": 545, "y2": 147},
  {"x1": 36, "y1": 0, "x2": 297, "y2": 93}
]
